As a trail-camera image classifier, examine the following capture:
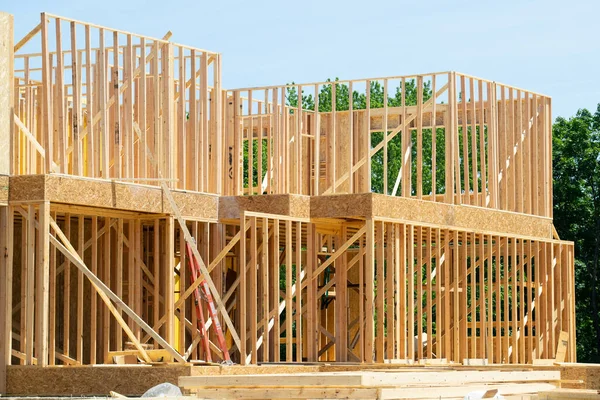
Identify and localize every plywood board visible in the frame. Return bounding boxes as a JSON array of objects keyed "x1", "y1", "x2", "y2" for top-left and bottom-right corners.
[
  {"x1": 219, "y1": 194, "x2": 310, "y2": 220},
  {"x1": 9, "y1": 174, "x2": 218, "y2": 220},
  {"x1": 6, "y1": 365, "x2": 193, "y2": 396},
  {"x1": 0, "y1": 175, "x2": 8, "y2": 205}
]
